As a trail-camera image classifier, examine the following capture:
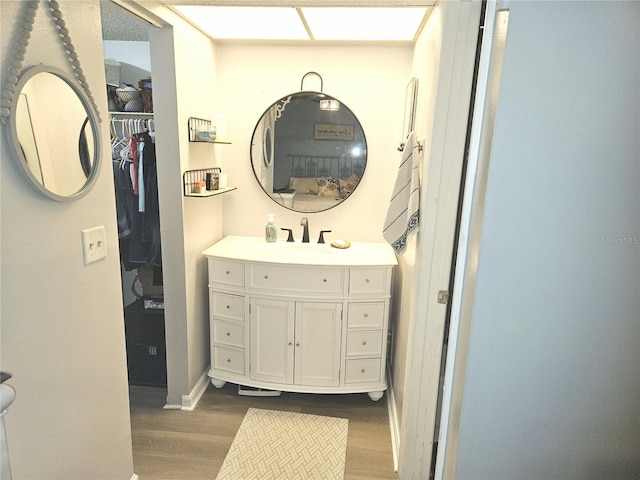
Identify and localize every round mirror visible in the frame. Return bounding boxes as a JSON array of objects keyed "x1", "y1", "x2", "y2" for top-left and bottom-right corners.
[
  {"x1": 7, "y1": 65, "x2": 101, "y2": 201},
  {"x1": 250, "y1": 91, "x2": 366, "y2": 213}
]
